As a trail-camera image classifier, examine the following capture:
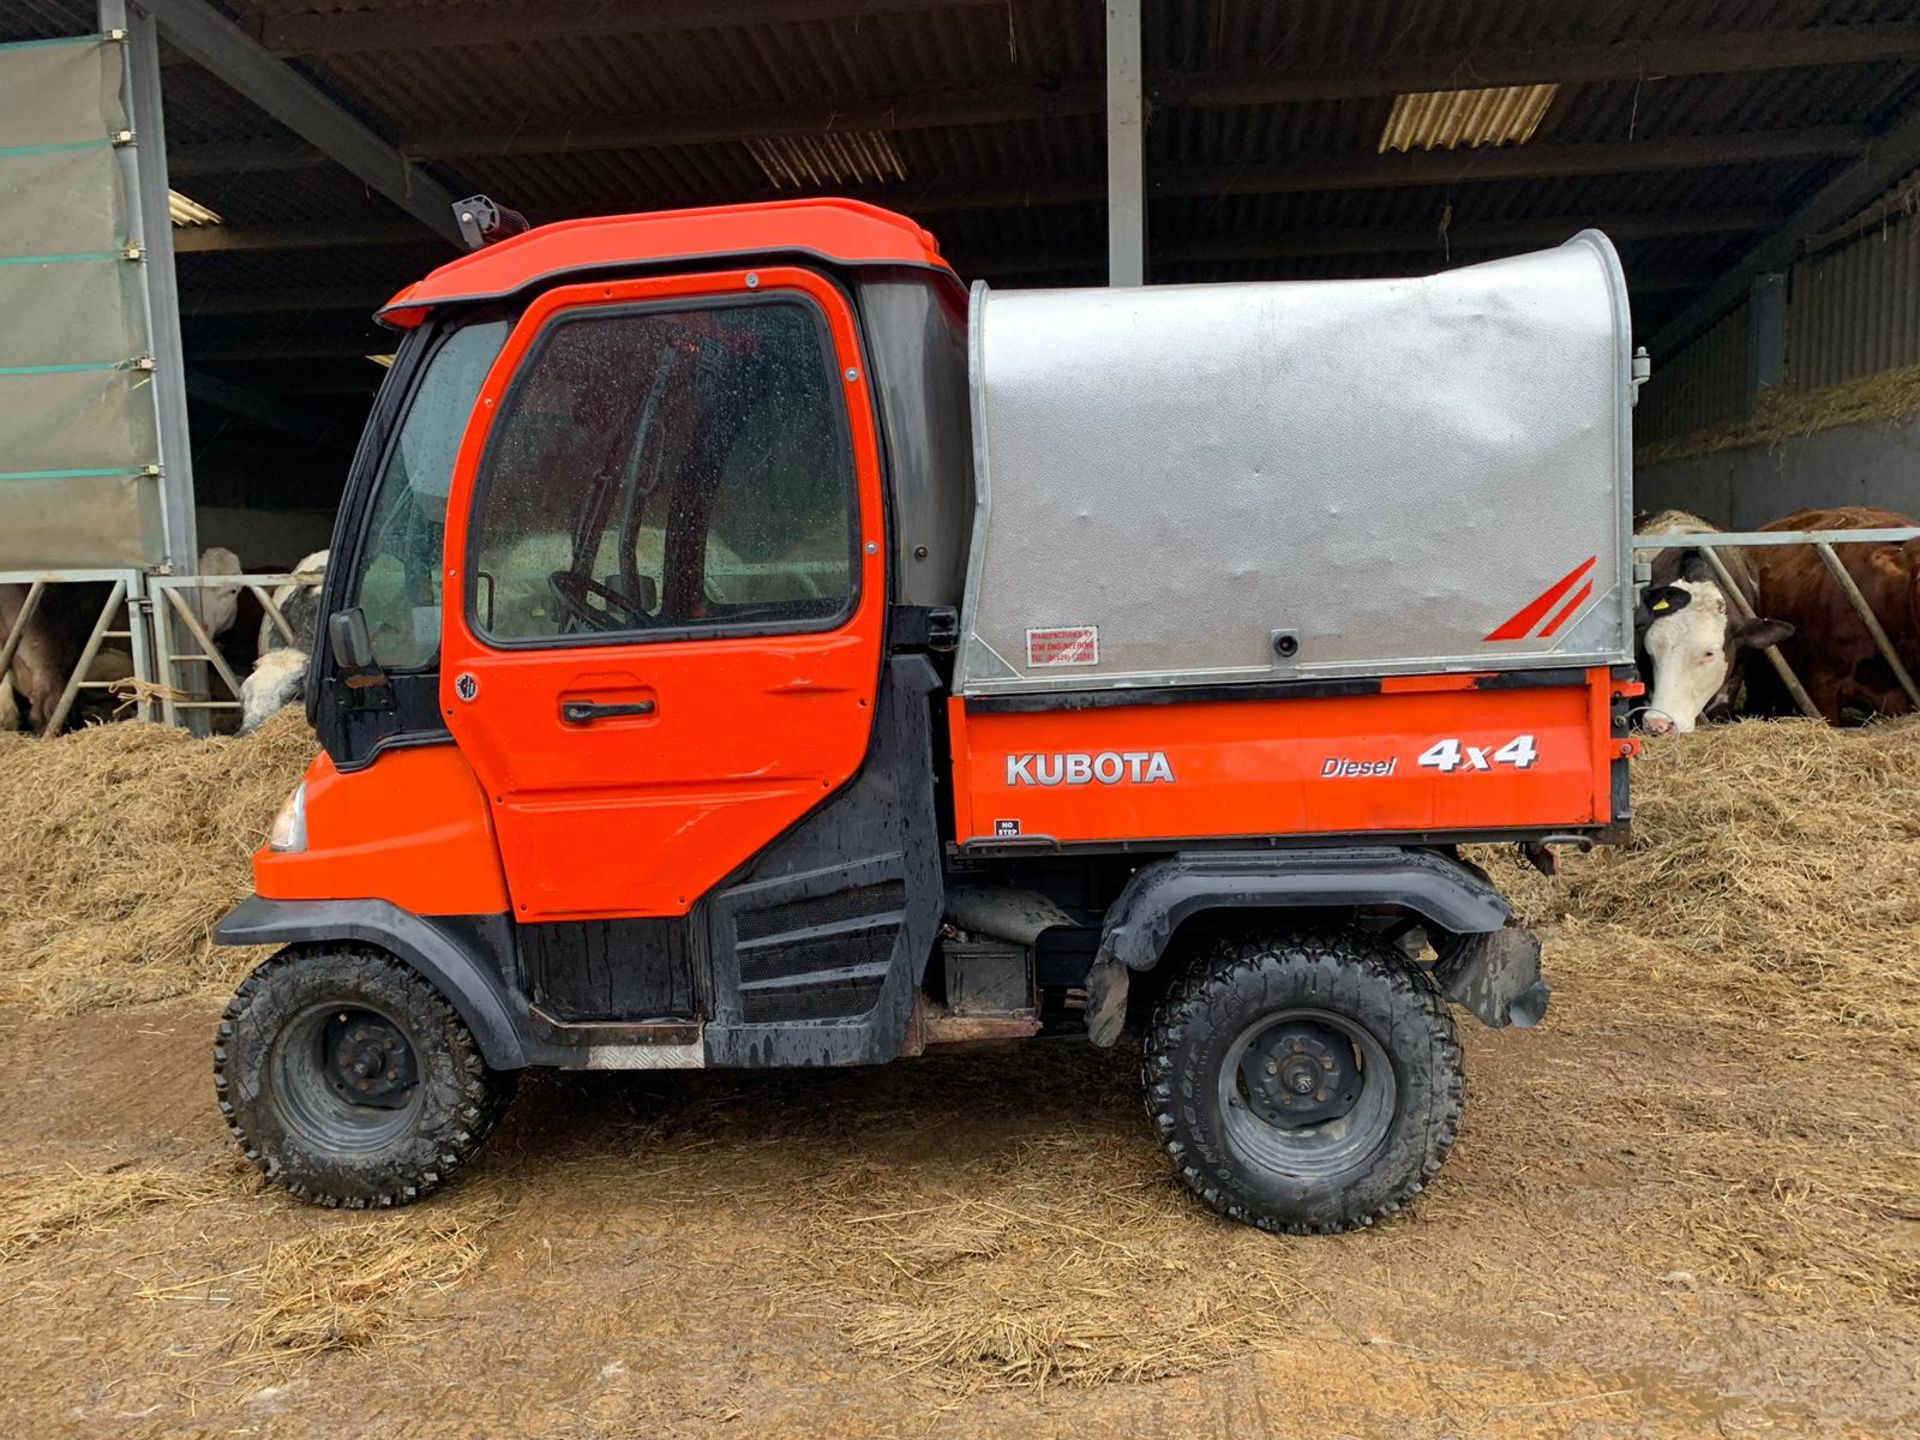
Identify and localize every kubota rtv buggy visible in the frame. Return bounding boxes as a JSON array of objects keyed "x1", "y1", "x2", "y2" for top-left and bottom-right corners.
[{"x1": 214, "y1": 199, "x2": 1639, "y2": 1232}]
